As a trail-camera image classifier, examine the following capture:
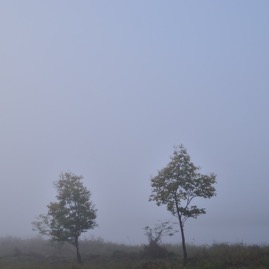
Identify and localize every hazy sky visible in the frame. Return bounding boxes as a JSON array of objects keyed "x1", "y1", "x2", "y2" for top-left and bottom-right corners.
[{"x1": 1, "y1": 1, "x2": 269, "y2": 245}]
